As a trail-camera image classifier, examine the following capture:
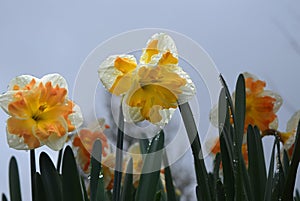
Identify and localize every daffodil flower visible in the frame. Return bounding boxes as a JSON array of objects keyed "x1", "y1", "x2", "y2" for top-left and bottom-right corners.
[
  {"x1": 210, "y1": 72, "x2": 282, "y2": 133},
  {"x1": 0, "y1": 74, "x2": 83, "y2": 150},
  {"x1": 72, "y1": 119, "x2": 110, "y2": 173},
  {"x1": 98, "y1": 33, "x2": 195, "y2": 126},
  {"x1": 264, "y1": 110, "x2": 300, "y2": 159}
]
